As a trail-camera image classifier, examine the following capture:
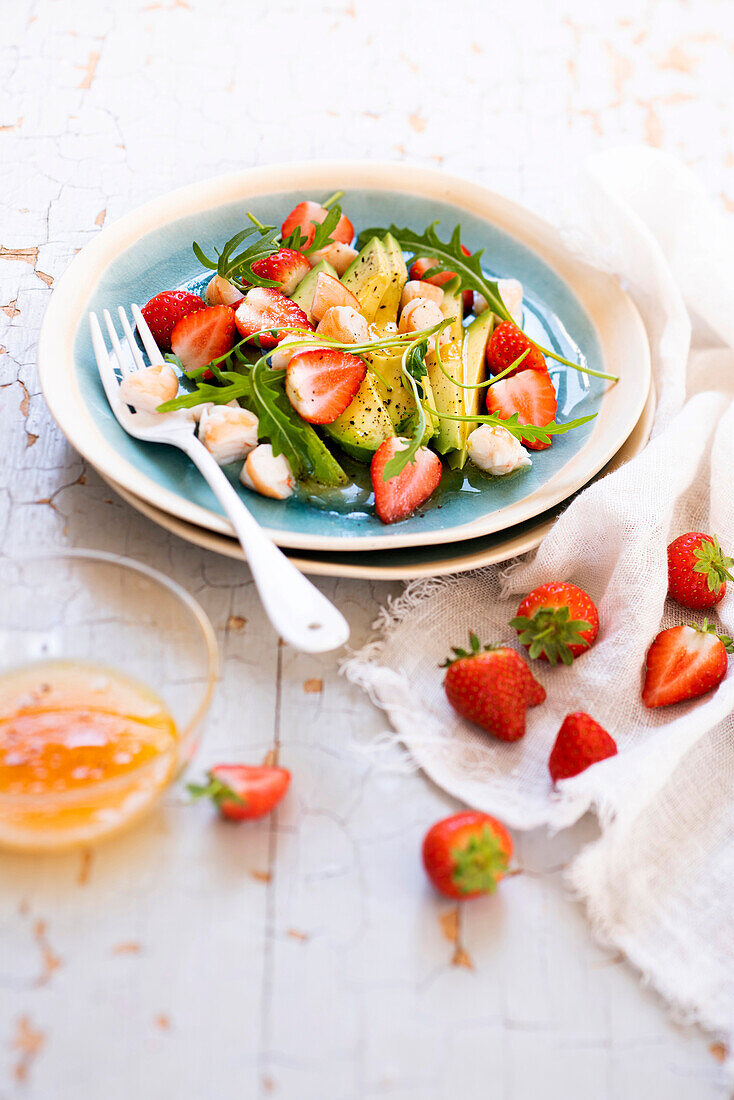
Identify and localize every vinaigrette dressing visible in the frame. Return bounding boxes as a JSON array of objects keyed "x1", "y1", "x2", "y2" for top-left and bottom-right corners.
[{"x1": 0, "y1": 660, "x2": 178, "y2": 850}]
